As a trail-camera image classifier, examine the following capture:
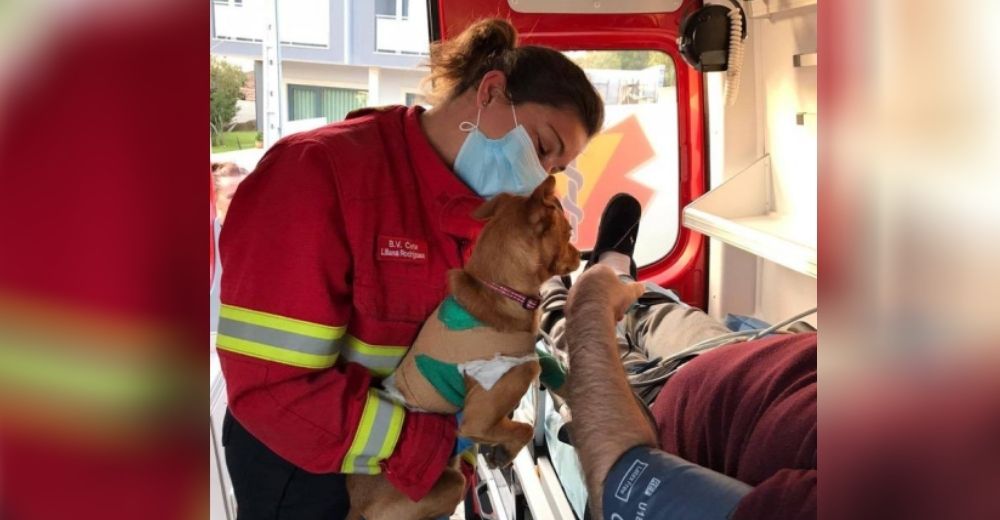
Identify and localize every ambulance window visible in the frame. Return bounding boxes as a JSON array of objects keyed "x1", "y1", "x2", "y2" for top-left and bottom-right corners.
[{"x1": 561, "y1": 51, "x2": 679, "y2": 267}]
